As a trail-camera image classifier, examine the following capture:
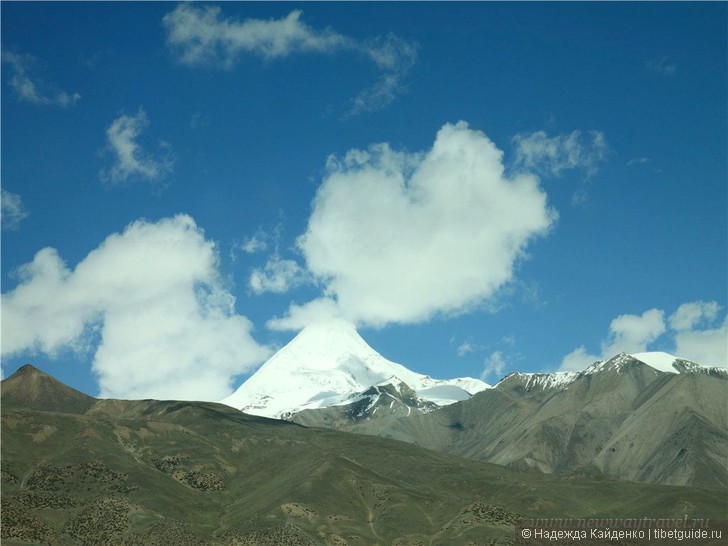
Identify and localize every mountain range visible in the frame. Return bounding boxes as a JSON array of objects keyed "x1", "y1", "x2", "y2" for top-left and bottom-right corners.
[
  {"x1": 2, "y1": 364, "x2": 726, "y2": 545},
  {"x1": 220, "y1": 321, "x2": 728, "y2": 491}
]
